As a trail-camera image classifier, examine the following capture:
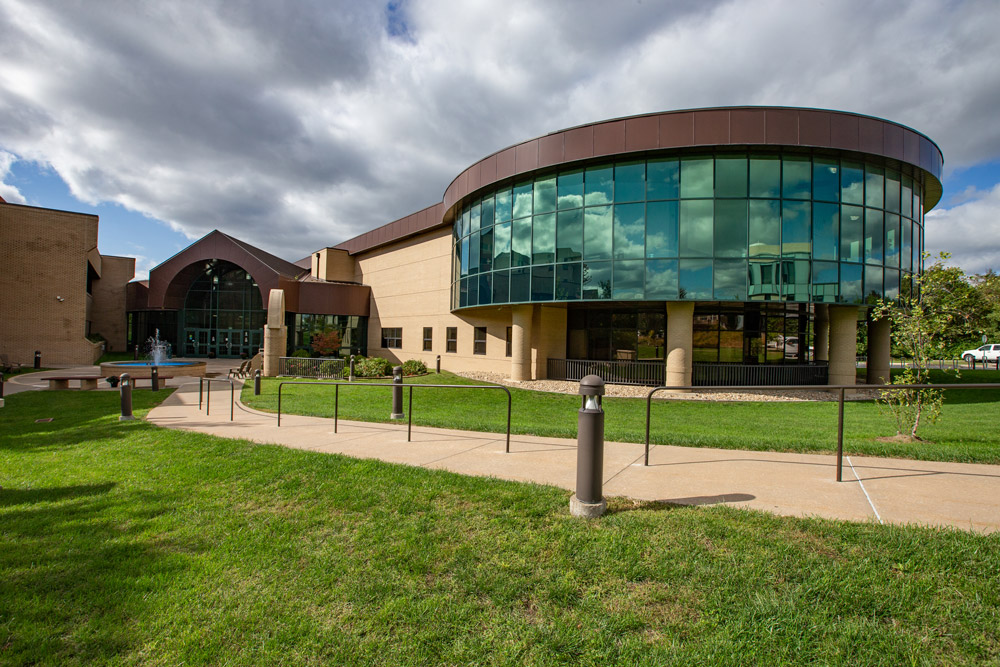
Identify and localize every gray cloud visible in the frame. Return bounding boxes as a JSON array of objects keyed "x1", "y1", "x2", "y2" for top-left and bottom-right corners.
[{"x1": 1, "y1": 0, "x2": 999, "y2": 270}]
